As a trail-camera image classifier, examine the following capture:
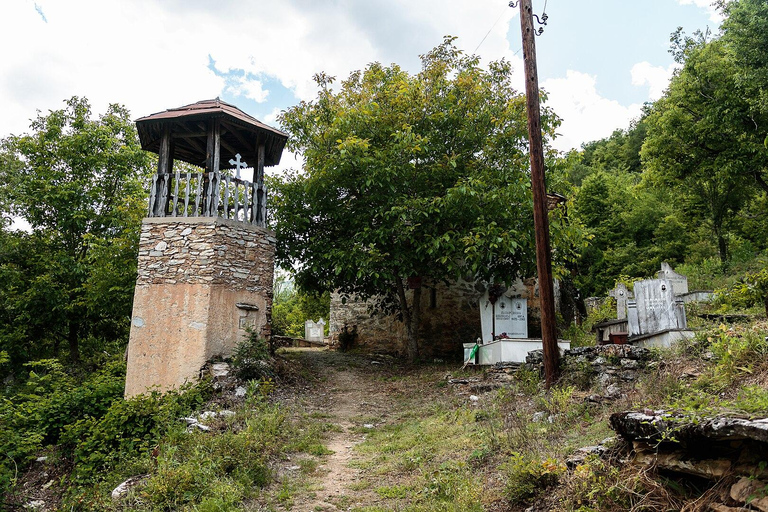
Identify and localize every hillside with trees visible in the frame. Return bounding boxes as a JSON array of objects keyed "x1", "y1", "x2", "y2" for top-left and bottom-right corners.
[{"x1": 0, "y1": 1, "x2": 767, "y2": 509}]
